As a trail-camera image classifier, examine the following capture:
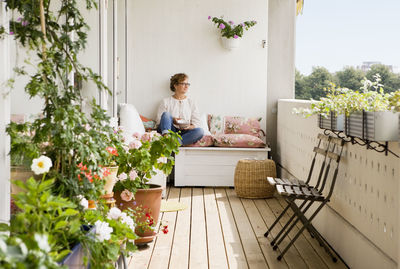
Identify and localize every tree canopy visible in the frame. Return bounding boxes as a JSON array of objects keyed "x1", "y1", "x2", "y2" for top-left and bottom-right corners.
[{"x1": 296, "y1": 64, "x2": 400, "y2": 100}]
